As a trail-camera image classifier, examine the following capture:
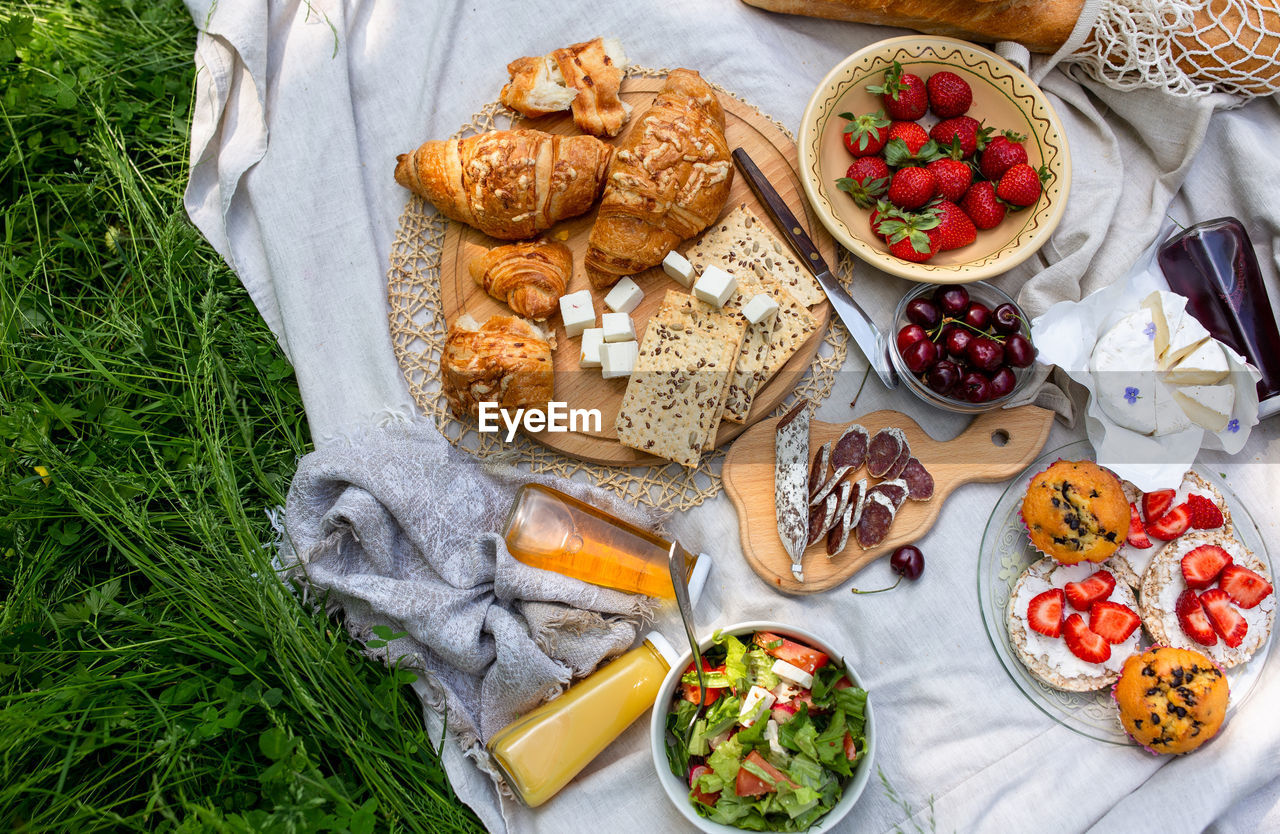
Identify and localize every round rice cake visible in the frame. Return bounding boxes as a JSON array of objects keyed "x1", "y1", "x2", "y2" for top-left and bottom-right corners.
[
  {"x1": 1108, "y1": 472, "x2": 1233, "y2": 590},
  {"x1": 1008, "y1": 557, "x2": 1143, "y2": 692},
  {"x1": 1139, "y1": 530, "x2": 1274, "y2": 669}
]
